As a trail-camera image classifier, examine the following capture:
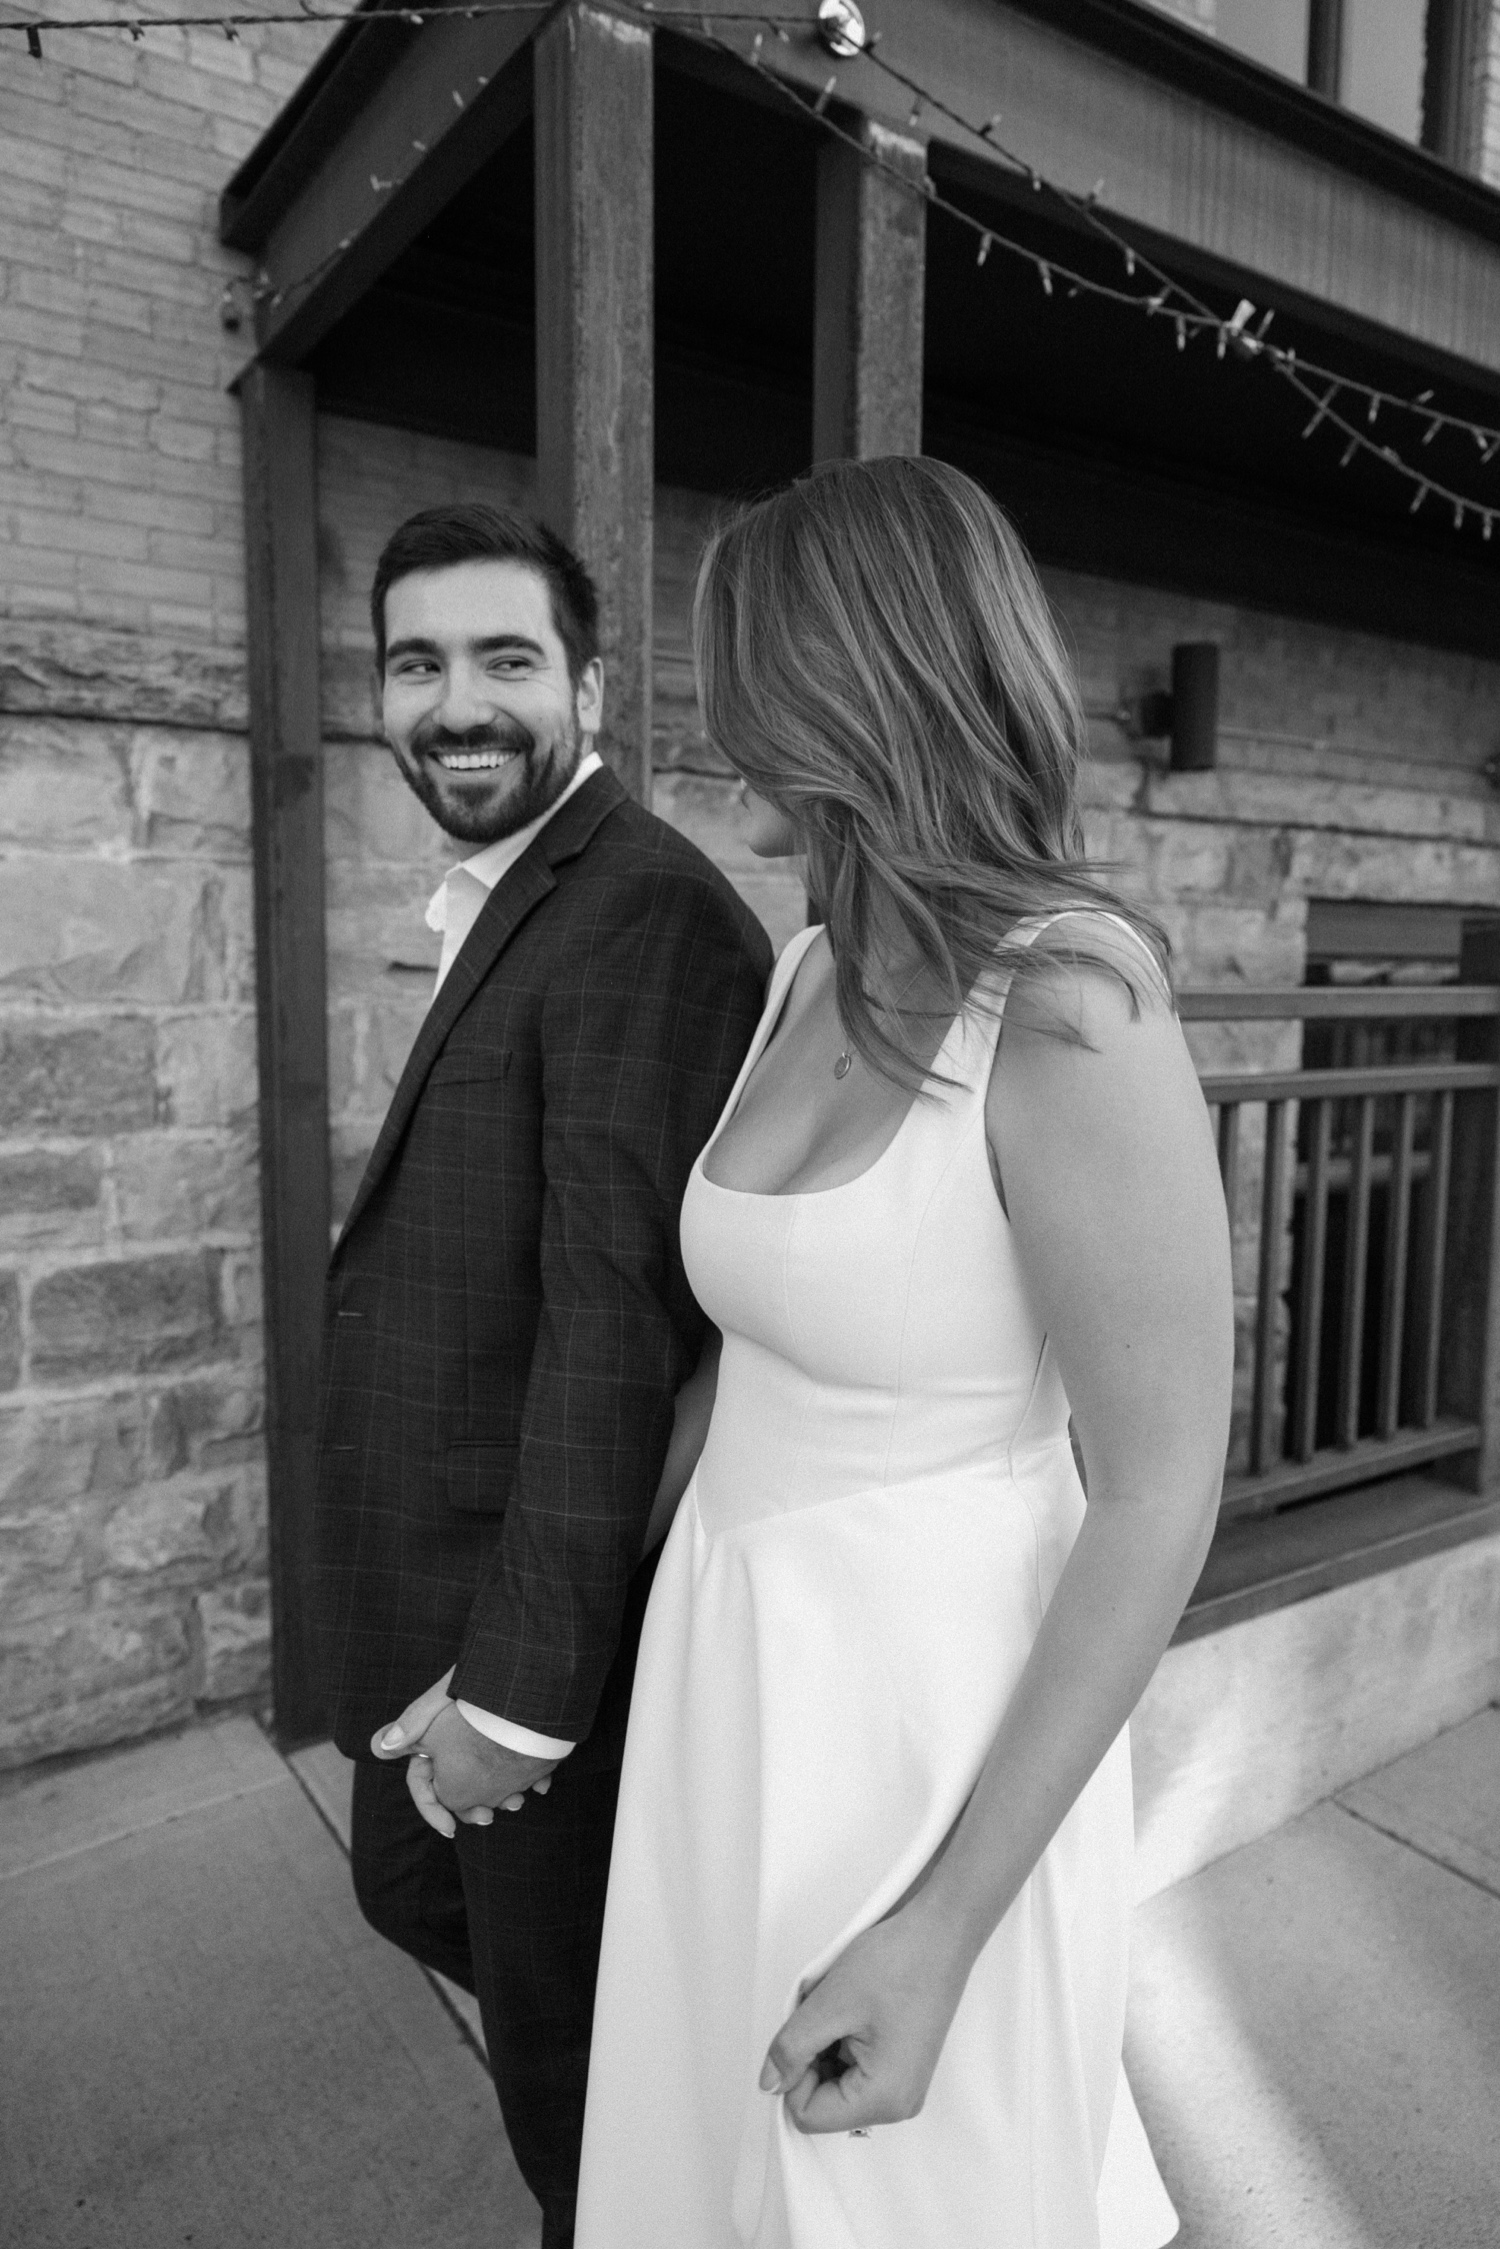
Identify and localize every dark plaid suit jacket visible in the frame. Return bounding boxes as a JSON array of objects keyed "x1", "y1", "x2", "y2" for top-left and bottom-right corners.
[{"x1": 314, "y1": 767, "x2": 772, "y2": 1759}]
